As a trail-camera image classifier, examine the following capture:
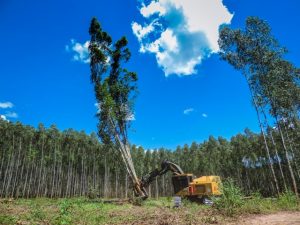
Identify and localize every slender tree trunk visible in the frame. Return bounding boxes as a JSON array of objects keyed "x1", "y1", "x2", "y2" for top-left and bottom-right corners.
[
  {"x1": 269, "y1": 130, "x2": 288, "y2": 192},
  {"x1": 246, "y1": 78, "x2": 280, "y2": 196},
  {"x1": 283, "y1": 123, "x2": 300, "y2": 180},
  {"x1": 261, "y1": 109, "x2": 288, "y2": 192},
  {"x1": 93, "y1": 149, "x2": 96, "y2": 190},
  {"x1": 80, "y1": 148, "x2": 84, "y2": 196},
  {"x1": 57, "y1": 149, "x2": 63, "y2": 197},
  {"x1": 51, "y1": 143, "x2": 57, "y2": 198},
  {"x1": 125, "y1": 173, "x2": 128, "y2": 199},
  {"x1": 148, "y1": 185, "x2": 151, "y2": 198},
  {"x1": 115, "y1": 171, "x2": 118, "y2": 198},
  {"x1": 155, "y1": 177, "x2": 158, "y2": 199},
  {"x1": 1, "y1": 146, "x2": 12, "y2": 197},
  {"x1": 11, "y1": 138, "x2": 22, "y2": 197},
  {"x1": 37, "y1": 136, "x2": 45, "y2": 197},
  {"x1": 26, "y1": 163, "x2": 34, "y2": 198},
  {"x1": 4, "y1": 135, "x2": 15, "y2": 197},
  {"x1": 104, "y1": 155, "x2": 109, "y2": 198},
  {"x1": 65, "y1": 149, "x2": 70, "y2": 198},
  {"x1": 276, "y1": 116, "x2": 299, "y2": 197},
  {"x1": 22, "y1": 157, "x2": 30, "y2": 197},
  {"x1": 17, "y1": 152, "x2": 26, "y2": 198},
  {"x1": 0, "y1": 146, "x2": 6, "y2": 184},
  {"x1": 32, "y1": 155, "x2": 39, "y2": 197},
  {"x1": 254, "y1": 103, "x2": 280, "y2": 195}
]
